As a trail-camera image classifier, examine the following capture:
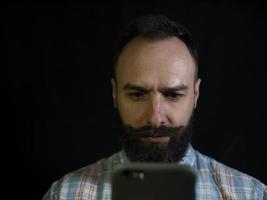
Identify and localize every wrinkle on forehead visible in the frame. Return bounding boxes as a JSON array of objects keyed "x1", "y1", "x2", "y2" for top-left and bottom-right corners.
[{"x1": 124, "y1": 79, "x2": 187, "y2": 91}]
